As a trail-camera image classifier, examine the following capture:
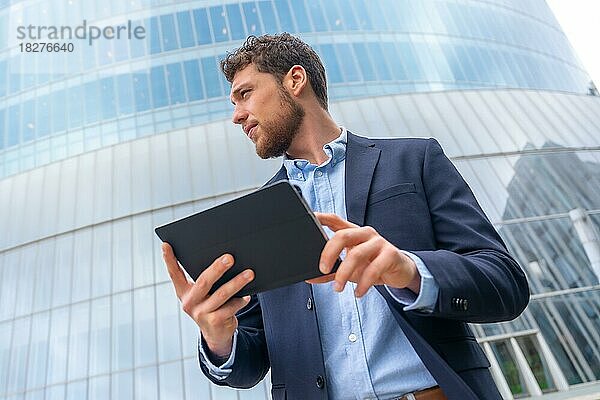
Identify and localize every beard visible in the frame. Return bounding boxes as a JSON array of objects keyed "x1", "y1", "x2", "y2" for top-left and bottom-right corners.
[{"x1": 254, "y1": 88, "x2": 305, "y2": 159}]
